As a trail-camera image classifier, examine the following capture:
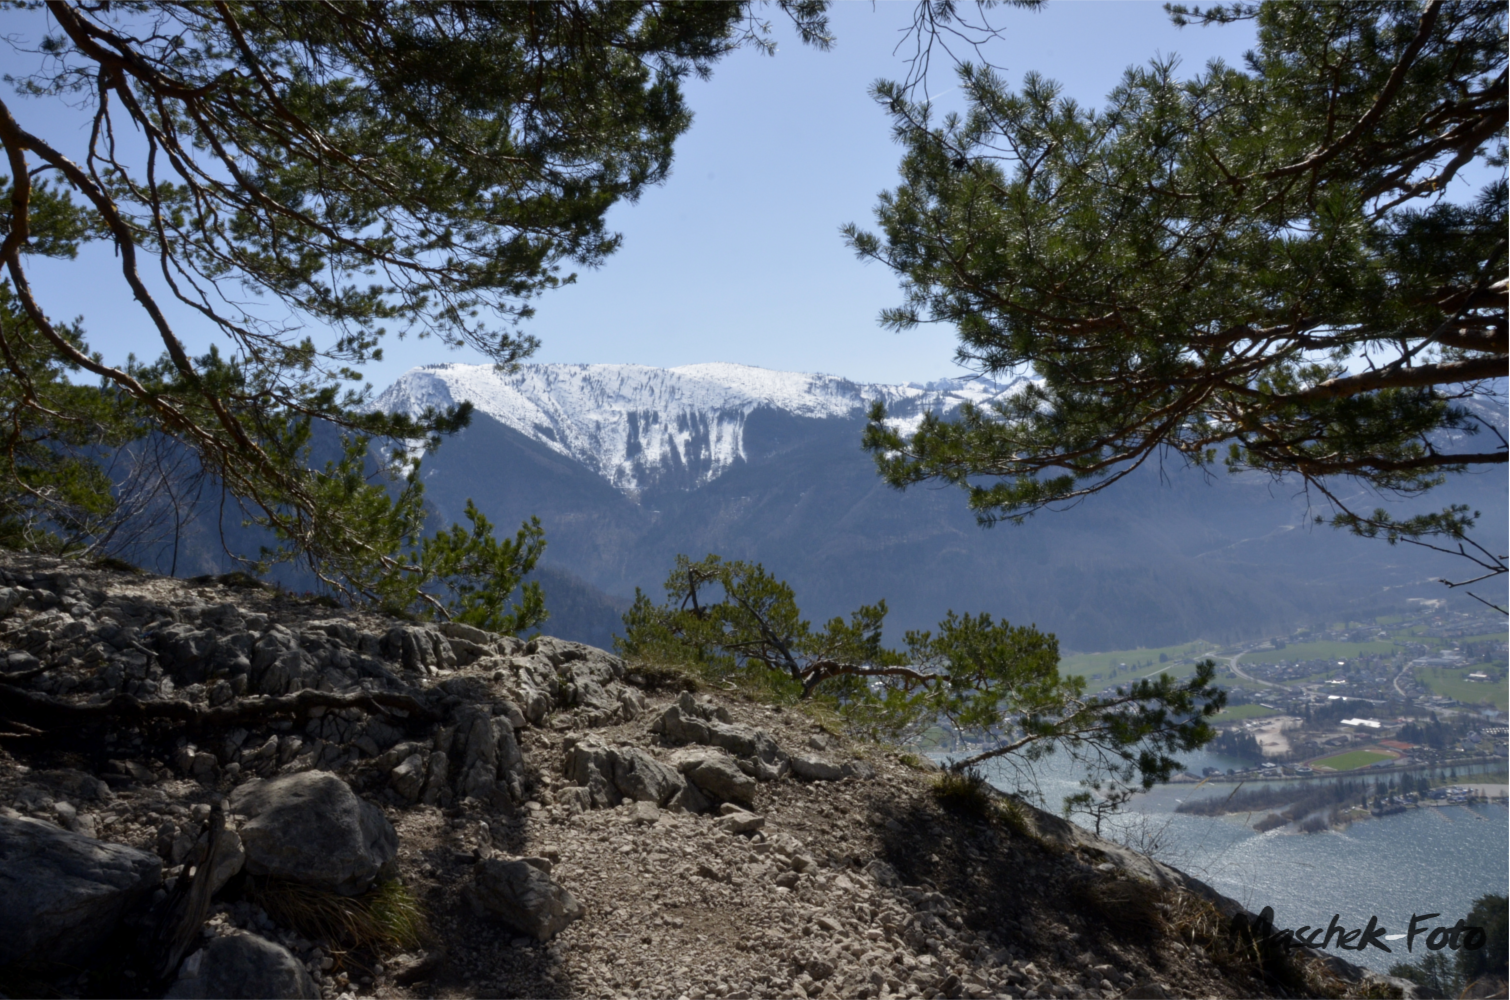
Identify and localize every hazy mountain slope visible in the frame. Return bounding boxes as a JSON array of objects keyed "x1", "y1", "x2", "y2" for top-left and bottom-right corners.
[
  {"x1": 526, "y1": 564, "x2": 633, "y2": 652},
  {"x1": 406, "y1": 388, "x2": 1505, "y2": 652}
]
